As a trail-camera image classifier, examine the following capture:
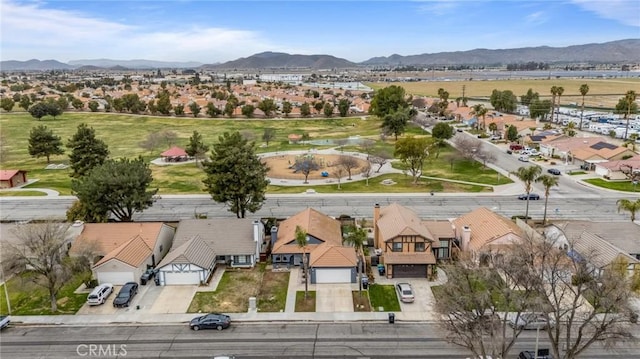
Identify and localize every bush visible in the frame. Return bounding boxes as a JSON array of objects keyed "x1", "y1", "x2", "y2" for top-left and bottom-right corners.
[{"x1": 86, "y1": 279, "x2": 98, "y2": 289}]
